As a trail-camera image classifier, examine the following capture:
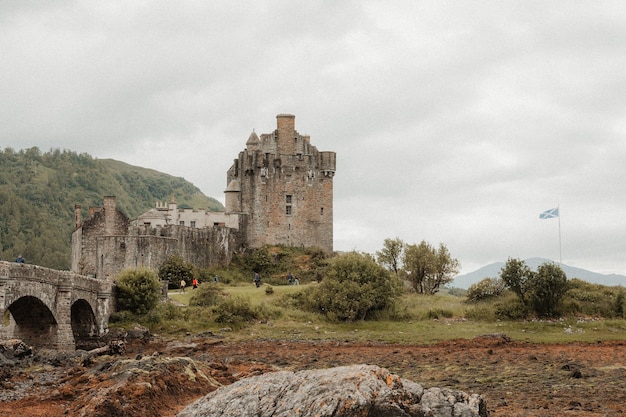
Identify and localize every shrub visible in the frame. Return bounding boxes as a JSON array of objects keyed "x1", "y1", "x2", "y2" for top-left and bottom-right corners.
[
  {"x1": 425, "y1": 308, "x2": 454, "y2": 319},
  {"x1": 494, "y1": 298, "x2": 530, "y2": 320},
  {"x1": 563, "y1": 278, "x2": 621, "y2": 318},
  {"x1": 615, "y1": 290, "x2": 625, "y2": 318},
  {"x1": 466, "y1": 277, "x2": 506, "y2": 303},
  {"x1": 465, "y1": 305, "x2": 497, "y2": 321},
  {"x1": 189, "y1": 283, "x2": 222, "y2": 307},
  {"x1": 197, "y1": 267, "x2": 243, "y2": 284},
  {"x1": 528, "y1": 263, "x2": 569, "y2": 317},
  {"x1": 302, "y1": 252, "x2": 402, "y2": 322},
  {"x1": 108, "y1": 310, "x2": 137, "y2": 324},
  {"x1": 214, "y1": 295, "x2": 258, "y2": 324},
  {"x1": 115, "y1": 268, "x2": 161, "y2": 315},
  {"x1": 265, "y1": 285, "x2": 274, "y2": 295},
  {"x1": 158, "y1": 255, "x2": 195, "y2": 289}
]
